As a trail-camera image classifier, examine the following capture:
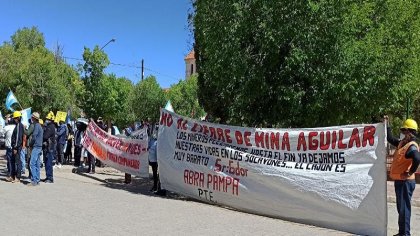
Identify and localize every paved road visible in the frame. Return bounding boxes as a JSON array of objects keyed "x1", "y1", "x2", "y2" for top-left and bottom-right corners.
[{"x1": 0, "y1": 150, "x2": 419, "y2": 235}]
